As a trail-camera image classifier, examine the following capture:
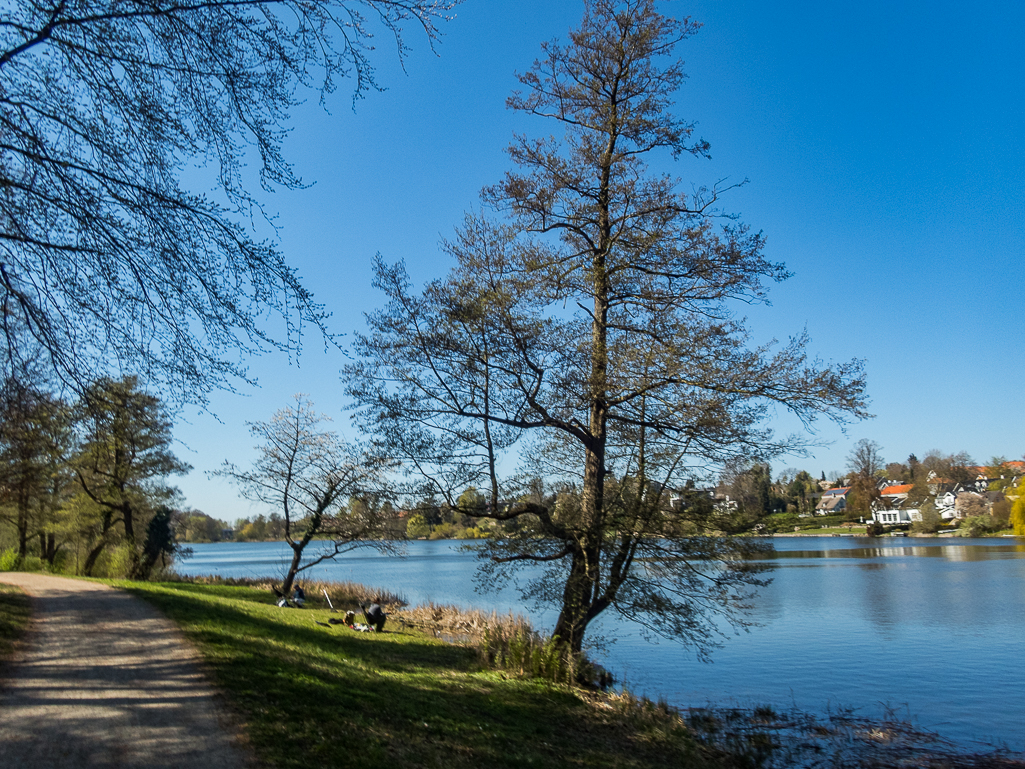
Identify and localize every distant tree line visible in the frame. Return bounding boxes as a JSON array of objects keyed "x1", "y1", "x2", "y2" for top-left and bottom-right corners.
[{"x1": 715, "y1": 441, "x2": 1024, "y2": 535}]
